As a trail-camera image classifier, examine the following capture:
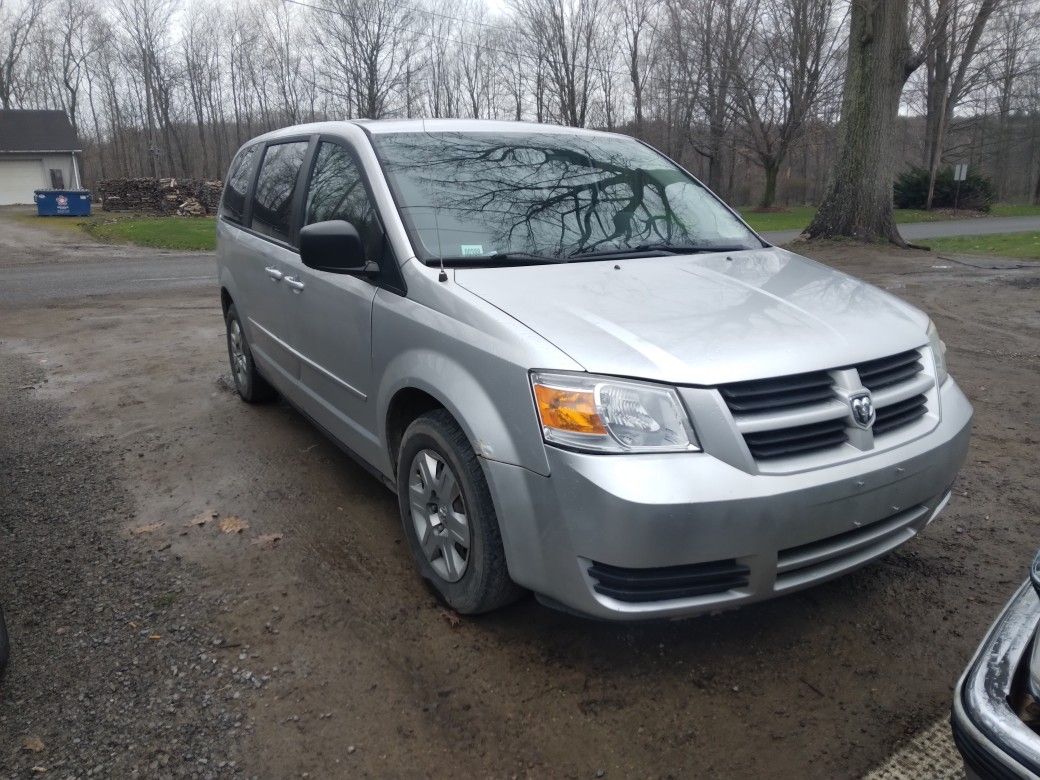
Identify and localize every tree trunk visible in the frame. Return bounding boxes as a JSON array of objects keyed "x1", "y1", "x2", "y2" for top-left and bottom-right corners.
[
  {"x1": 804, "y1": 0, "x2": 920, "y2": 246},
  {"x1": 760, "y1": 159, "x2": 780, "y2": 209}
]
